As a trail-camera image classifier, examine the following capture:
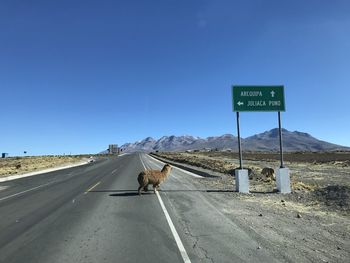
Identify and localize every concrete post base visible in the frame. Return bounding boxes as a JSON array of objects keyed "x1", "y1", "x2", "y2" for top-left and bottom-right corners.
[
  {"x1": 235, "y1": 169, "x2": 249, "y2": 193},
  {"x1": 276, "y1": 168, "x2": 291, "y2": 193}
]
